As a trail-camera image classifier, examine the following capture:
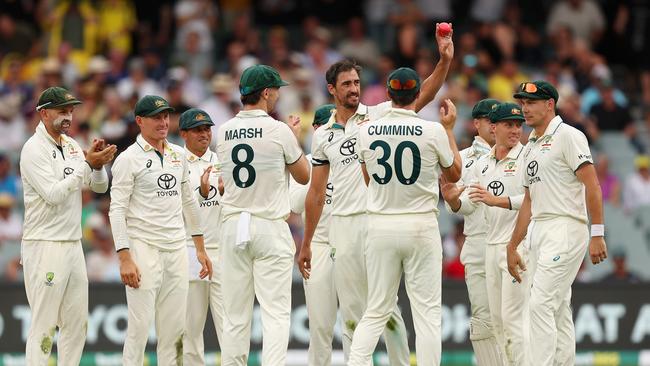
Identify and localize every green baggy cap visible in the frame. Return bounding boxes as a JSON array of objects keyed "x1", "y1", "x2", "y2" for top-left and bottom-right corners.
[
  {"x1": 239, "y1": 65, "x2": 289, "y2": 96},
  {"x1": 471, "y1": 98, "x2": 500, "y2": 118},
  {"x1": 488, "y1": 102, "x2": 526, "y2": 123},
  {"x1": 134, "y1": 95, "x2": 175, "y2": 117},
  {"x1": 513, "y1": 80, "x2": 559, "y2": 103},
  {"x1": 36, "y1": 87, "x2": 82, "y2": 111},
  {"x1": 179, "y1": 108, "x2": 215, "y2": 130},
  {"x1": 386, "y1": 67, "x2": 421, "y2": 97}
]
